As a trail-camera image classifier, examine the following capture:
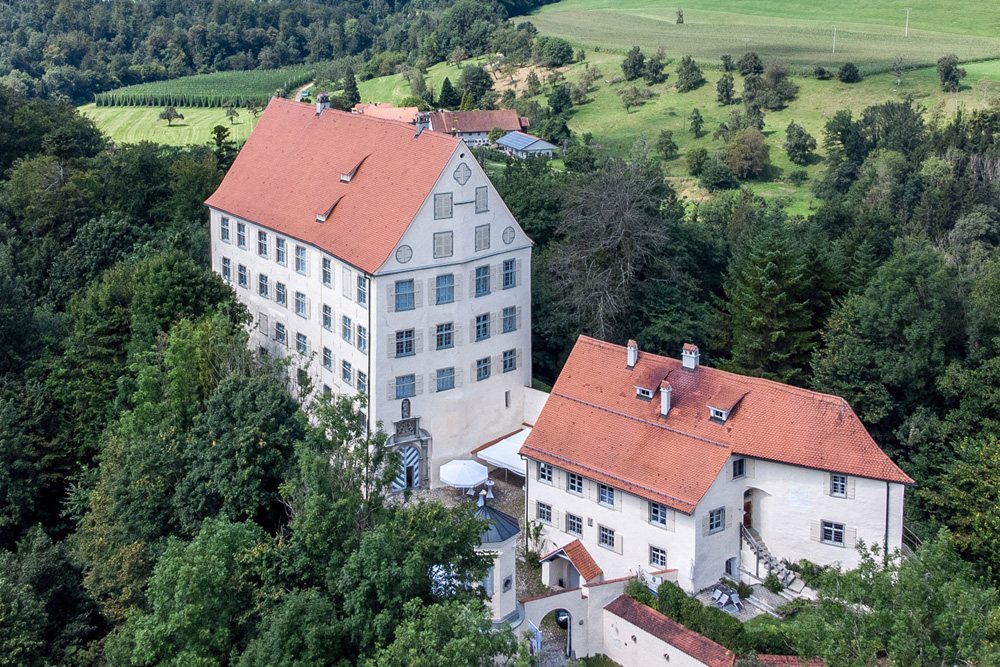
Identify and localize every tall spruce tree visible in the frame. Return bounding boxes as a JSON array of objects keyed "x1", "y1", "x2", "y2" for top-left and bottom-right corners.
[
  {"x1": 722, "y1": 224, "x2": 813, "y2": 384},
  {"x1": 675, "y1": 55, "x2": 705, "y2": 92},
  {"x1": 717, "y1": 73, "x2": 735, "y2": 105},
  {"x1": 438, "y1": 77, "x2": 460, "y2": 108},
  {"x1": 343, "y1": 67, "x2": 361, "y2": 107}
]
